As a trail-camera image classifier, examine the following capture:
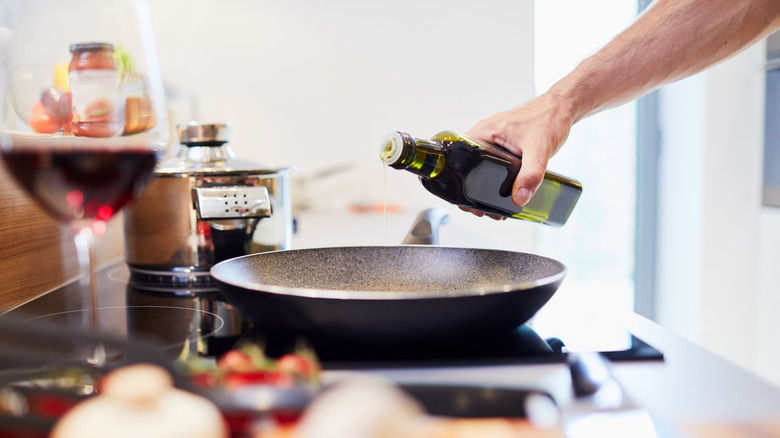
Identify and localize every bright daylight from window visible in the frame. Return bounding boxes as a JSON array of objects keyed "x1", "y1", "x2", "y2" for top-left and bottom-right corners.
[{"x1": 530, "y1": 1, "x2": 639, "y2": 350}]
